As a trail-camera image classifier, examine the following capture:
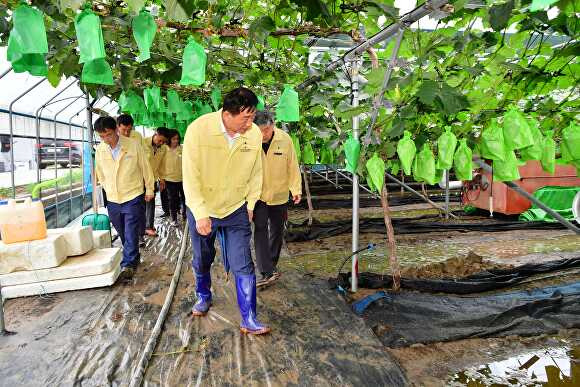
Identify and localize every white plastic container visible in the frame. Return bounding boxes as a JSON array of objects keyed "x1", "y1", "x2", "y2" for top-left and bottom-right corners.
[{"x1": 0, "y1": 198, "x2": 47, "y2": 244}]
